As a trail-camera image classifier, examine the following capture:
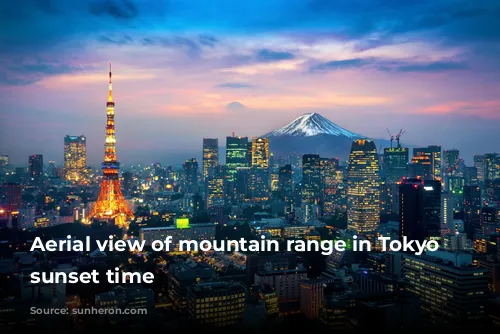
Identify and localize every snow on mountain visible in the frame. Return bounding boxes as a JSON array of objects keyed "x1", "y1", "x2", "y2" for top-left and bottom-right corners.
[{"x1": 266, "y1": 113, "x2": 361, "y2": 138}]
